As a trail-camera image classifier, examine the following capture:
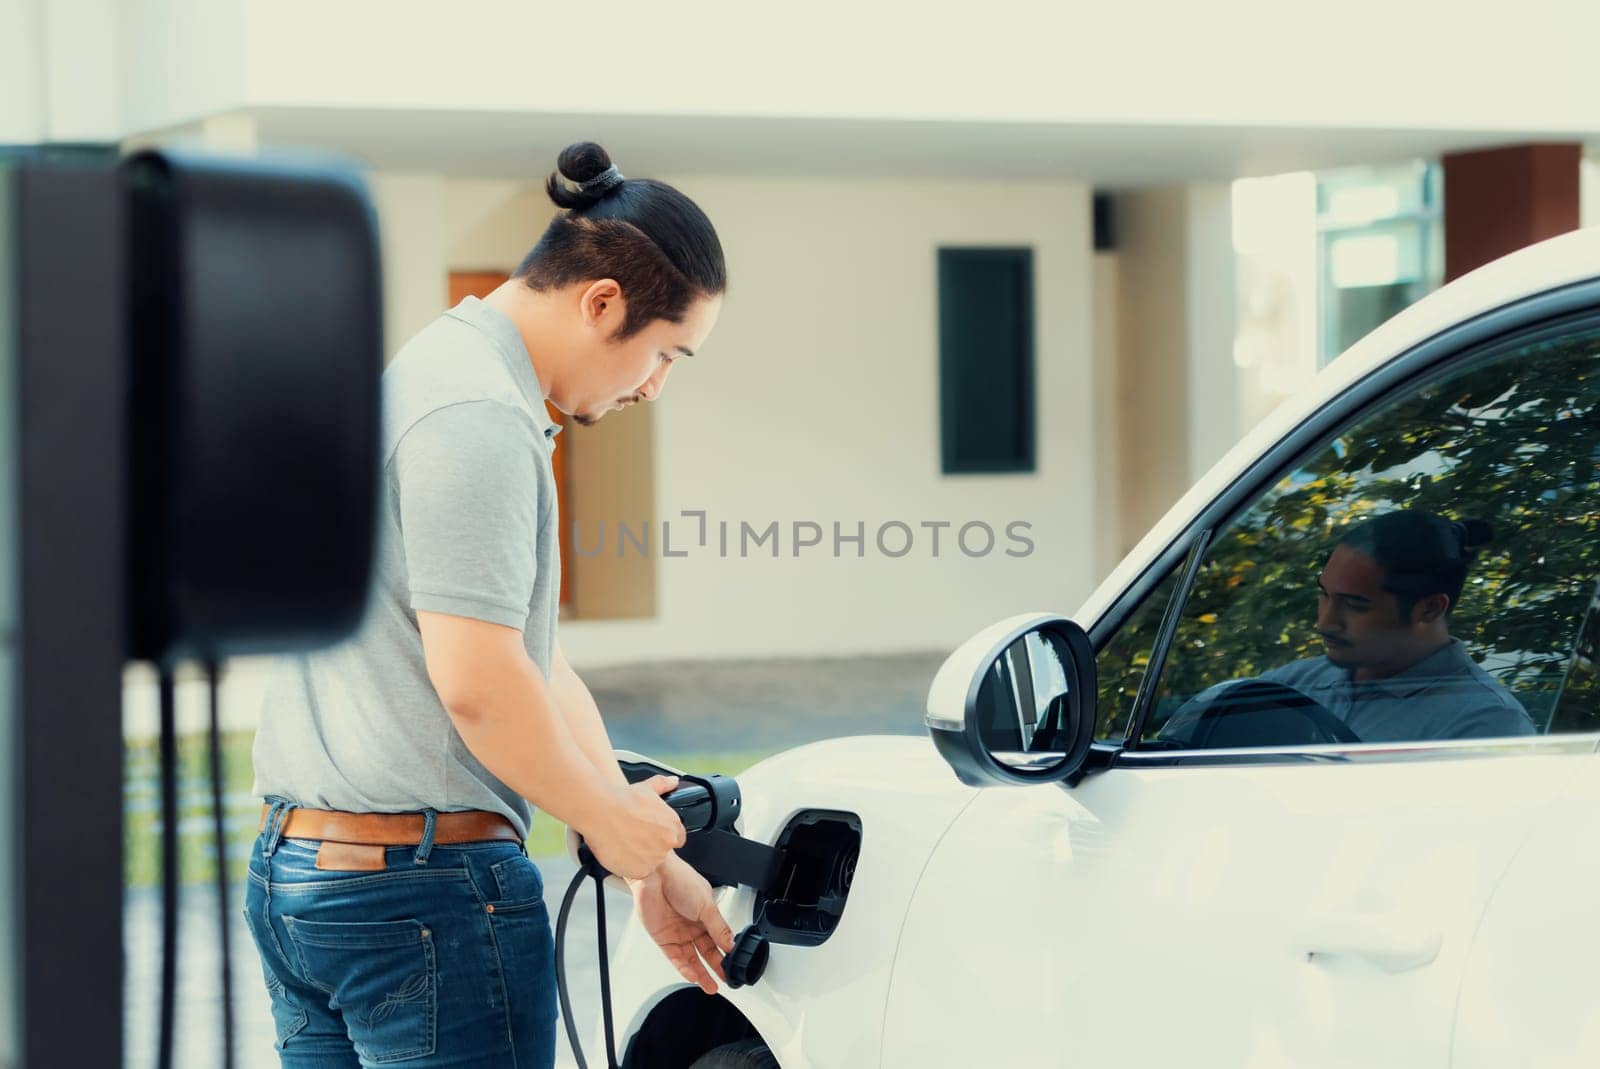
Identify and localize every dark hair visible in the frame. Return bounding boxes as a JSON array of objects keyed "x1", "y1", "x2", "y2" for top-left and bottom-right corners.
[
  {"x1": 1335, "y1": 510, "x2": 1494, "y2": 618},
  {"x1": 514, "y1": 141, "x2": 726, "y2": 340}
]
